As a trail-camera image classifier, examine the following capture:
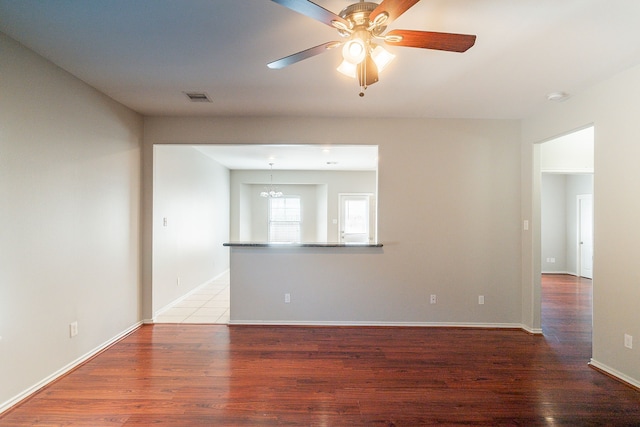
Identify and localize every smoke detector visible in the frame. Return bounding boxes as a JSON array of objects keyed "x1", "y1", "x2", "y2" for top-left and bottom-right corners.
[{"x1": 546, "y1": 91, "x2": 570, "y2": 102}]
